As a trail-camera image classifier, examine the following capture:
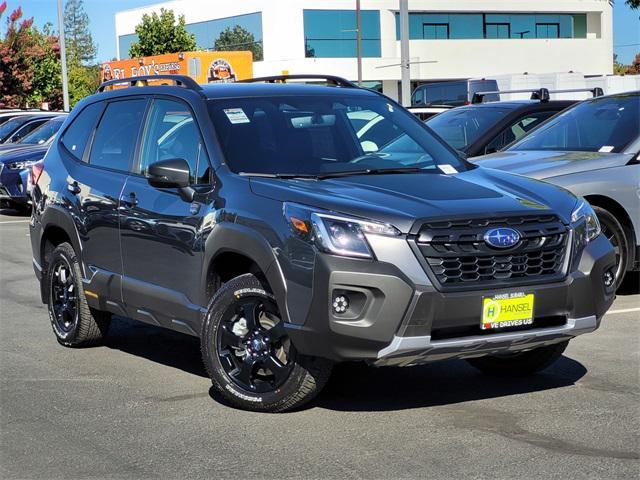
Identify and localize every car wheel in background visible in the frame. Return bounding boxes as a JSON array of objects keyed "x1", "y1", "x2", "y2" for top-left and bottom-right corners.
[{"x1": 593, "y1": 206, "x2": 629, "y2": 289}]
